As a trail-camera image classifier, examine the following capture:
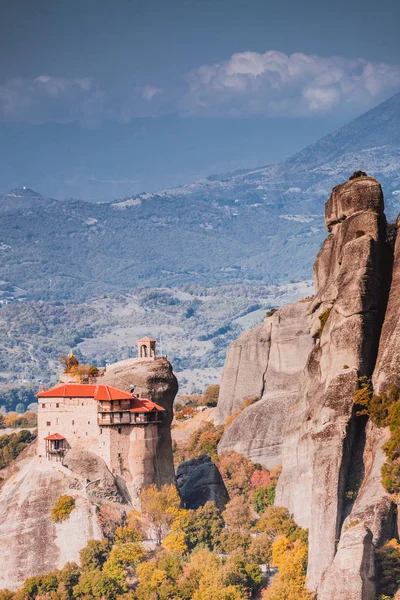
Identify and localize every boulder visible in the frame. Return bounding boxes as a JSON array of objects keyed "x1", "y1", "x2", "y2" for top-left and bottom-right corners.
[
  {"x1": 176, "y1": 455, "x2": 229, "y2": 511},
  {"x1": 216, "y1": 298, "x2": 313, "y2": 468}
]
